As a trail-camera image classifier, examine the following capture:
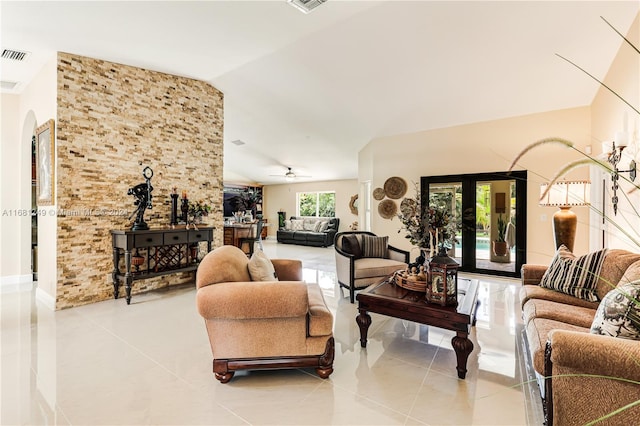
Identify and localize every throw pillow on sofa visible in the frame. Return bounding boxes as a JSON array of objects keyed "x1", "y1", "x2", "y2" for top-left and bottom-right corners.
[
  {"x1": 361, "y1": 235, "x2": 389, "y2": 259},
  {"x1": 248, "y1": 250, "x2": 278, "y2": 281},
  {"x1": 540, "y1": 245, "x2": 608, "y2": 302},
  {"x1": 303, "y1": 219, "x2": 317, "y2": 231},
  {"x1": 590, "y1": 282, "x2": 640, "y2": 340},
  {"x1": 342, "y1": 235, "x2": 363, "y2": 259},
  {"x1": 291, "y1": 219, "x2": 304, "y2": 231}
]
